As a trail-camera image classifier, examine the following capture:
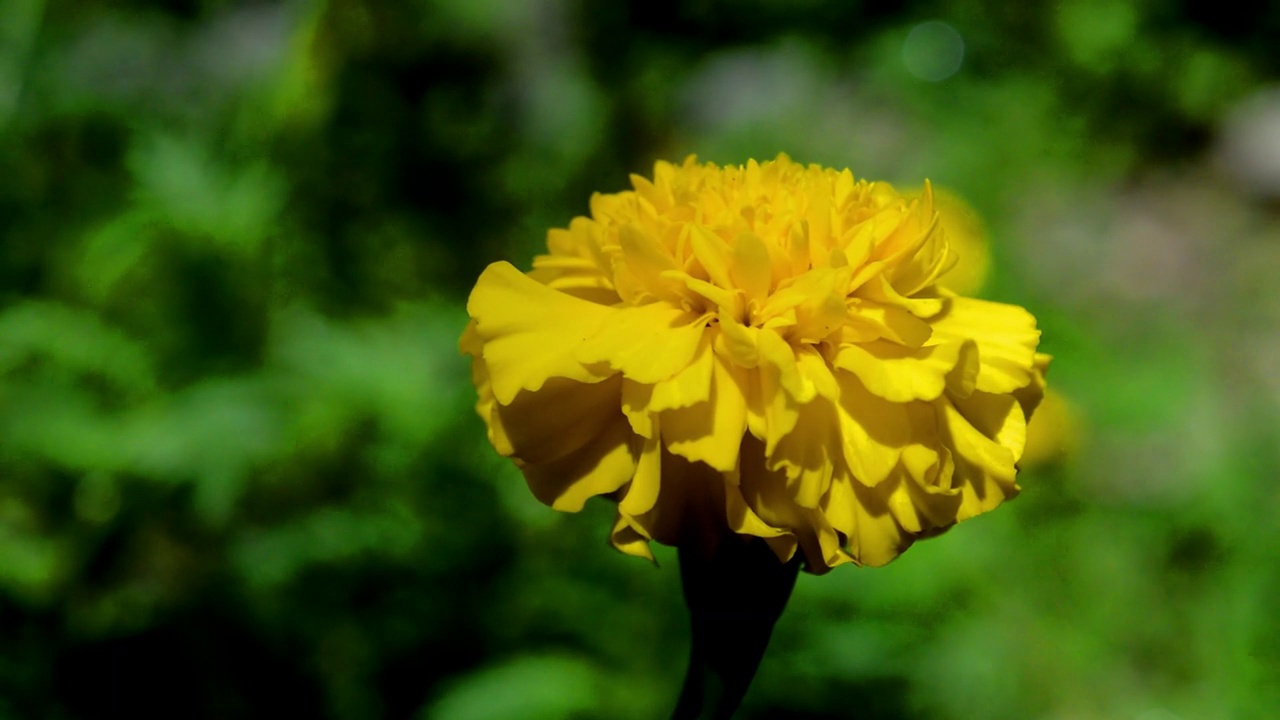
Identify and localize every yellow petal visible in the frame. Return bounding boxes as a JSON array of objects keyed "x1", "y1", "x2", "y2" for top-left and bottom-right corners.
[
  {"x1": 495, "y1": 375, "x2": 624, "y2": 465},
  {"x1": 759, "y1": 265, "x2": 849, "y2": 339},
  {"x1": 619, "y1": 417, "x2": 663, "y2": 516},
  {"x1": 758, "y1": 328, "x2": 811, "y2": 404},
  {"x1": 468, "y1": 262, "x2": 616, "y2": 405},
  {"x1": 735, "y1": 437, "x2": 808, "y2": 558},
  {"x1": 660, "y1": 352, "x2": 749, "y2": 471},
  {"x1": 931, "y1": 296, "x2": 1041, "y2": 395},
  {"x1": 885, "y1": 206, "x2": 952, "y2": 297},
  {"x1": 804, "y1": 180, "x2": 833, "y2": 258},
  {"x1": 758, "y1": 347, "x2": 802, "y2": 456},
  {"x1": 884, "y1": 444, "x2": 959, "y2": 535},
  {"x1": 848, "y1": 482, "x2": 909, "y2": 567},
  {"x1": 610, "y1": 511, "x2": 655, "y2": 561},
  {"x1": 847, "y1": 299, "x2": 933, "y2": 348},
  {"x1": 621, "y1": 379, "x2": 655, "y2": 438},
  {"x1": 663, "y1": 270, "x2": 742, "y2": 317},
  {"x1": 649, "y1": 332, "x2": 715, "y2": 412},
  {"x1": 926, "y1": 186, "x2": 990, "y2": 297},
  {"x1": 617, "y1": 223, "x2": 682, "y2": 304},
  {"x1": 460, "y1": 321, "x2": 515, "y2": 456},
  {"x1": 822, "y1": 475, "x2": 908, "y2": 568},
  {"x1": 855, "y1": 273, "x2": 944, "y2": 319},
  {"x1": 724, "y1": 480, "x2": 790, "y2": 541},
  {"x1": 950, "y1": 389, "x2": 1028, "y2": 460},
  {"x1": 689, "y1": 224, "x2": 734, "y2": 289},
  {"x1": 521, "y1": 415, "x2": 637, "y2": 512},
  {"x1": 766, "y1": 397, "x2": 839, "y2": 507},
  {"x1": 902, "y1": 446, "x2": 963, "y2": 528},
  {"x1": 885, "y1": 475, "x2": 924, "y2": 534},
  {"x1": 1012, "y1": 352, "x2": 1052, "y2": 419},
  {"x1": 787, "y1": 221, "x2": 810, "y2": 277},
  {"x1": 715, "y1": 314, "x2": 760, "y2": 368},
  {"x1": 731, "y1": 230, "x2": 773, "y2": 302},
  {"x1": 576, "y1": 302, "x2": 705, "y2": 384},
  {"x1": 937, "y1": 394, "x2": 1018, "y2": 520},
  {"x1": 833, "y1": 338, "x2": 975, "y2": 403},
  {"x1": 795, "y1": 294, "x2": 849, "y2": 345},
  {"x1": 529, "y1": 217, "x2": 619, "y2": 301},
  {"x1": 628, "y1": 454, "x2": 726, "y2": 552},
  {"x1": 834, "y1": 371, "x2": 911, "y2": 487},
  {"x1": 795, "y1": 345, "x2": 839, "y2": 401}
]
